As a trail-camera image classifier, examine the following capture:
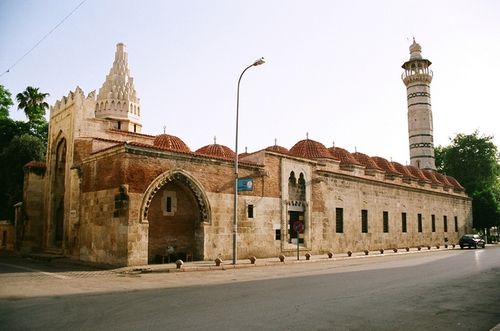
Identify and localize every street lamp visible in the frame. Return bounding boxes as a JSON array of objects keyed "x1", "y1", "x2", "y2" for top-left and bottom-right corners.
[{"x1": 233, "y1": 57, "x2": 265, "y2": 265}]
